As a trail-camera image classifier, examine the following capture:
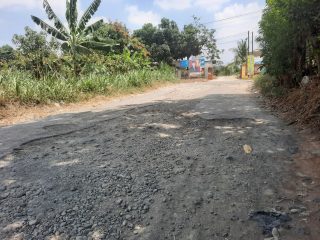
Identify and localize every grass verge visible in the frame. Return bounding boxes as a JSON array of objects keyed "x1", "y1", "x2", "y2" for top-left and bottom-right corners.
[
  {"x1": 0, "y1": 65, "x2": 177, "y2": 105},
  {"x1": 255, "y1": 74, "x2": 320, "y2": 129}
]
